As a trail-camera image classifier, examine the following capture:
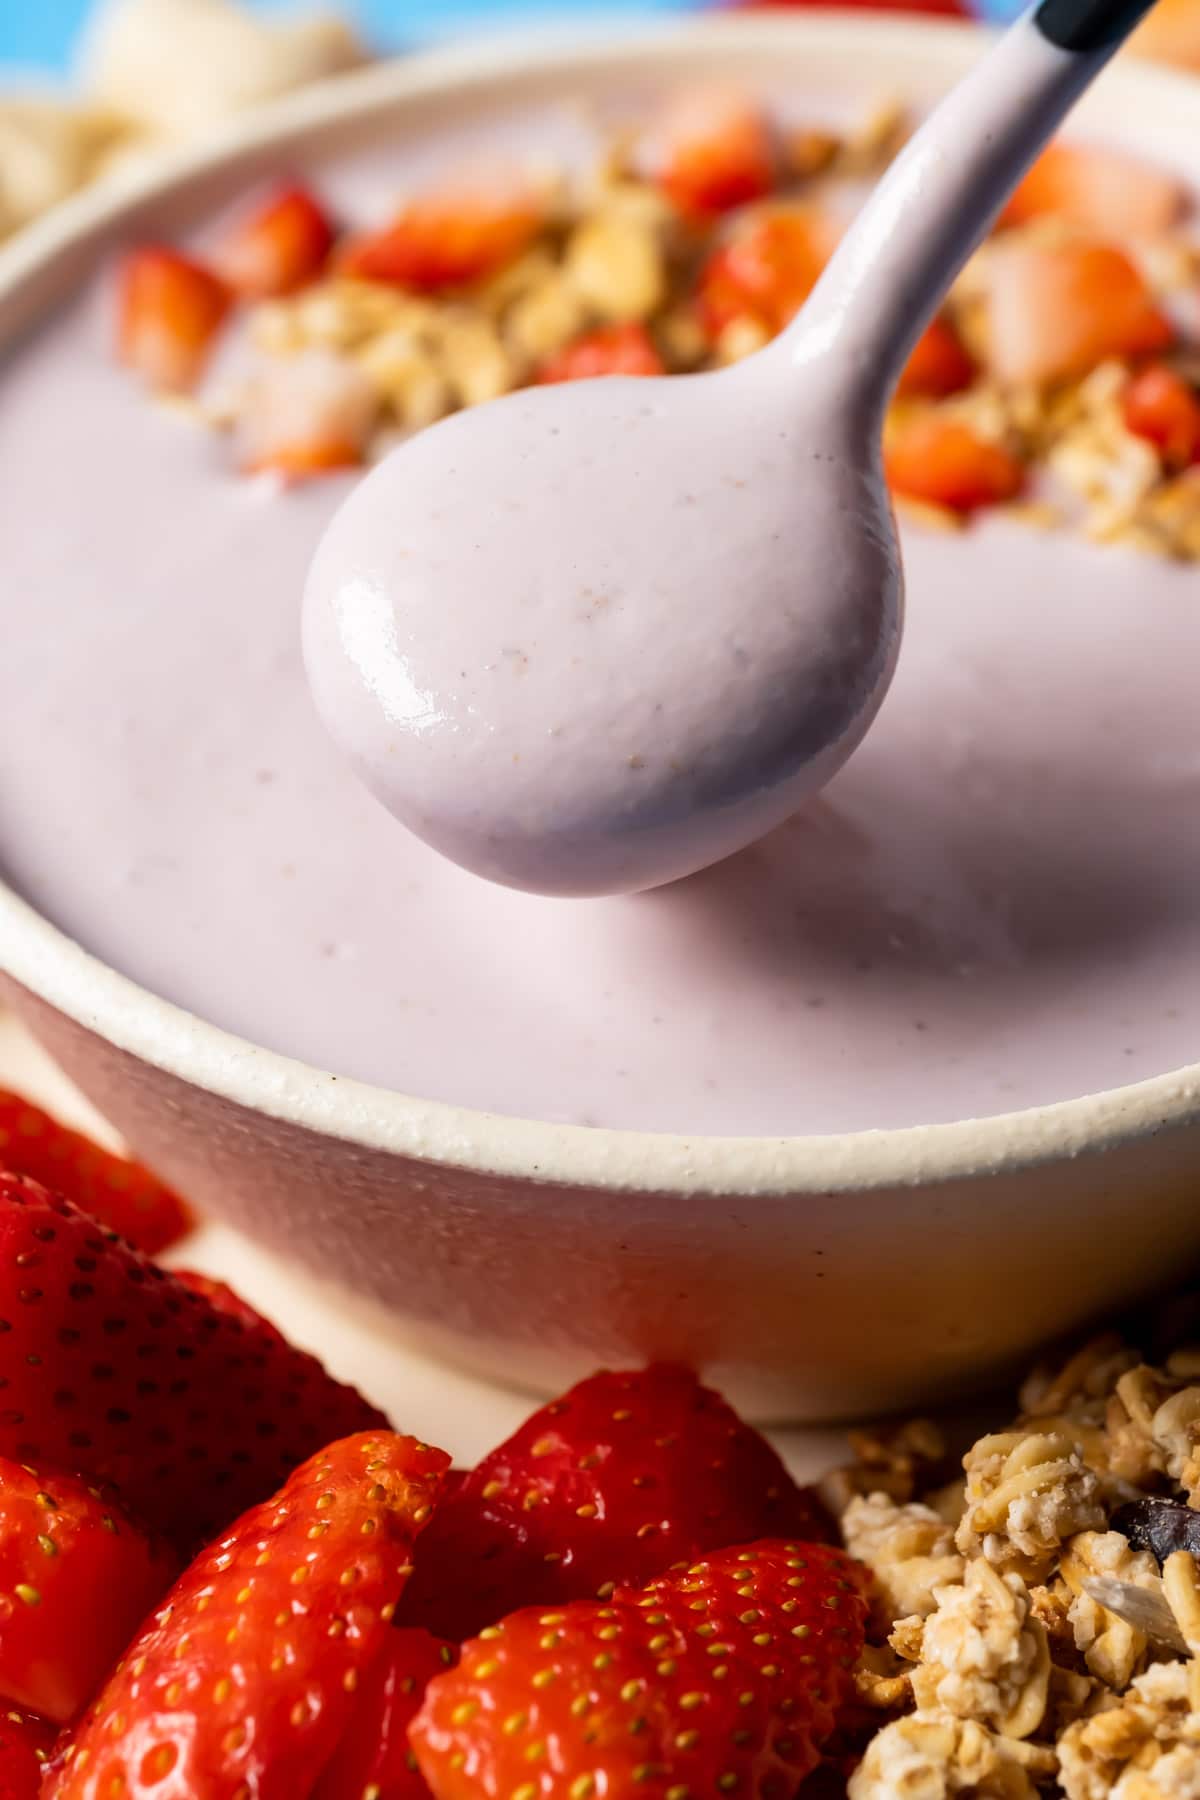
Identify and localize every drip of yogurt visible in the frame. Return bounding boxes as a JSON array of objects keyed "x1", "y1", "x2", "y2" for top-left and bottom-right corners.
[{"x1": 304, "y1": 0, "x2": 1158, "y2": 897}]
